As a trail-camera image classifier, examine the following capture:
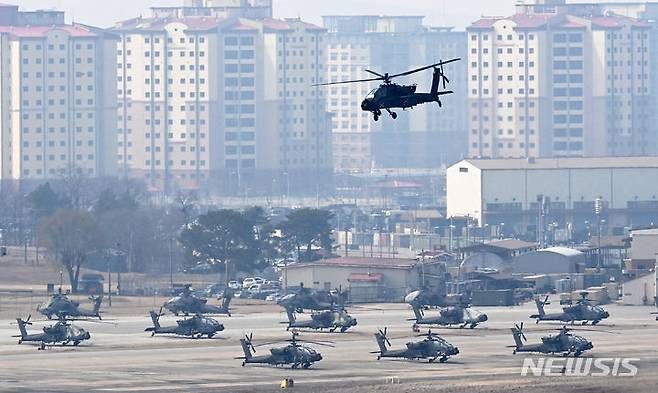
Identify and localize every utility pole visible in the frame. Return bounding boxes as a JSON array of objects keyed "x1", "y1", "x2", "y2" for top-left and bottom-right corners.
[
  {"x1": 169, "y1": 237, "x2": 173, "y2": 292},
  {"x1": 107, "y1": 250, "x2": 112, "y2": 307}
]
